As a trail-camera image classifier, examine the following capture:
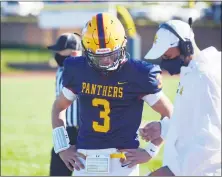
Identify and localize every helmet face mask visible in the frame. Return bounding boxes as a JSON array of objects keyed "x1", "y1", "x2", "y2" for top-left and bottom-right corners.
[
  {"x1": 82, "y1": 13, "x2": 127, "y2": 72},
  {"x1": 86, "y1": 47, "x2": 125, "y2": 71}
]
